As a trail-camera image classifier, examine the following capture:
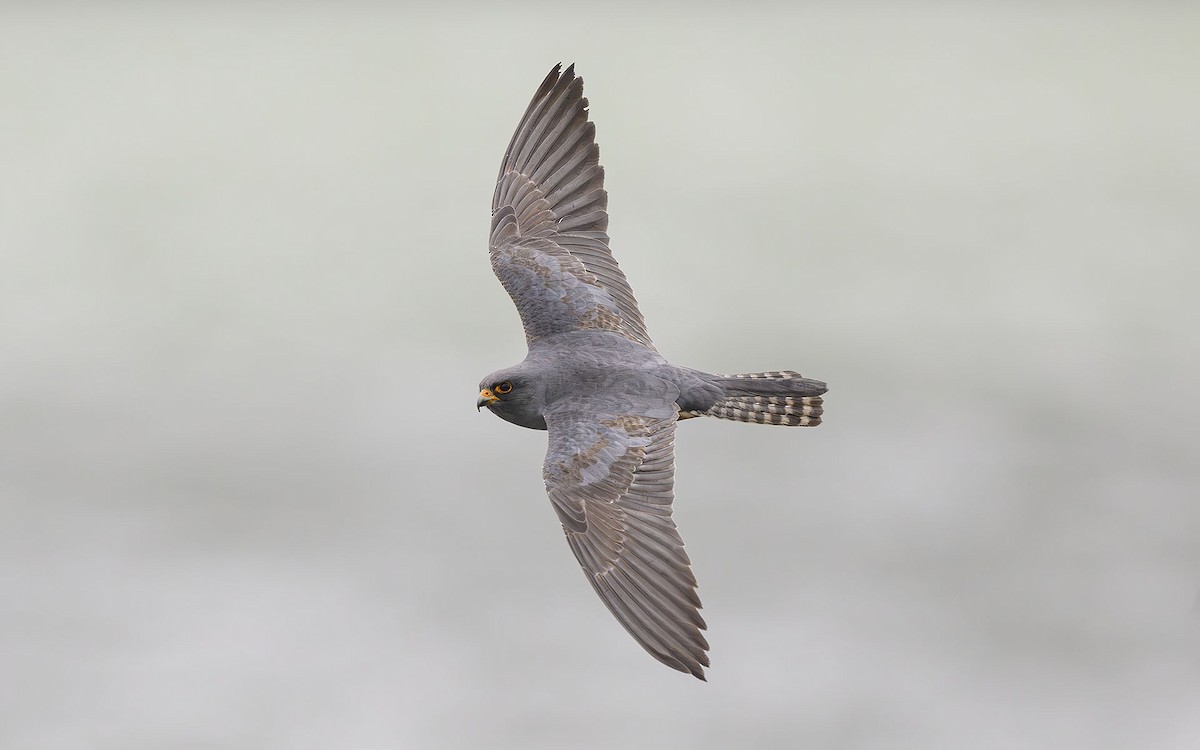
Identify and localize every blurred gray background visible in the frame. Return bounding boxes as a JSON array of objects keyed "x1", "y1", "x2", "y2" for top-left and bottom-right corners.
[{"x1": 2, "y1": 3, "x2": 1197, "y2": 748}]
